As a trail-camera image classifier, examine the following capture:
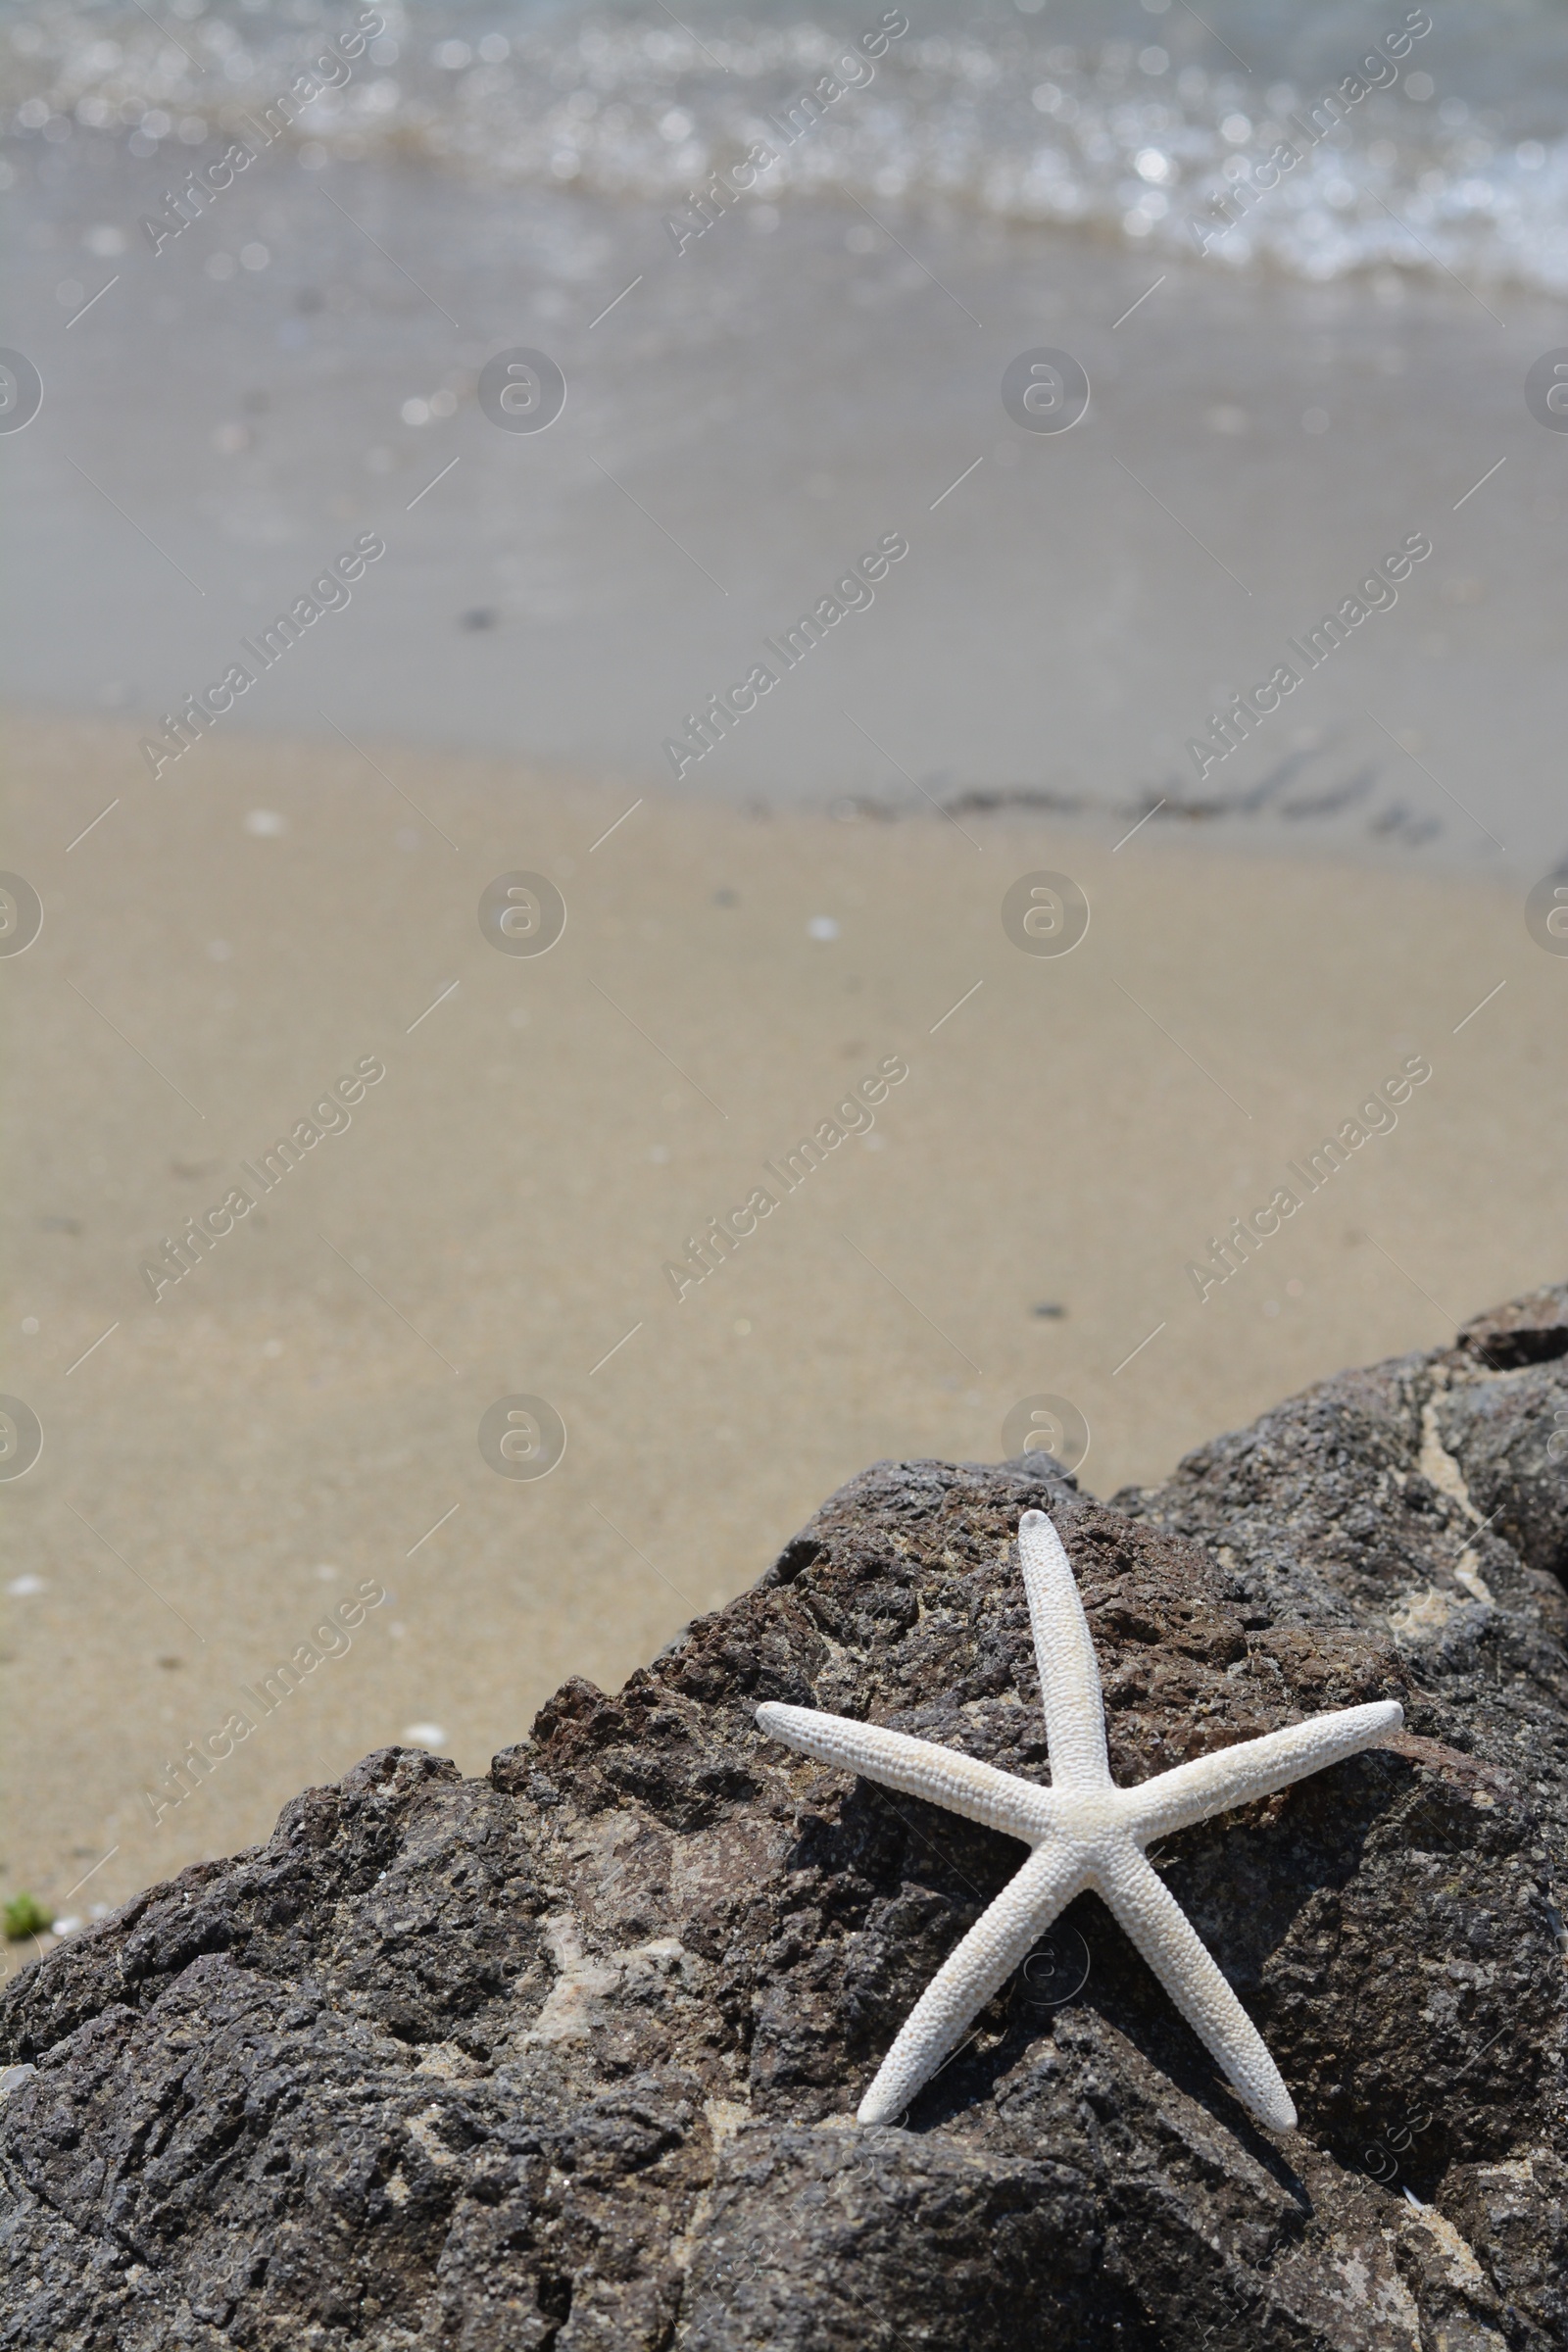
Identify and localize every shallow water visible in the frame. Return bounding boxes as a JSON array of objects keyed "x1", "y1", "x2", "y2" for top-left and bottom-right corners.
[
  {"x1": 7, "y1": 0, "x2": 1568, "y2": 291},
  {"x1": 1, "y1": 1, "x2": 1563, "y2": 872}
]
